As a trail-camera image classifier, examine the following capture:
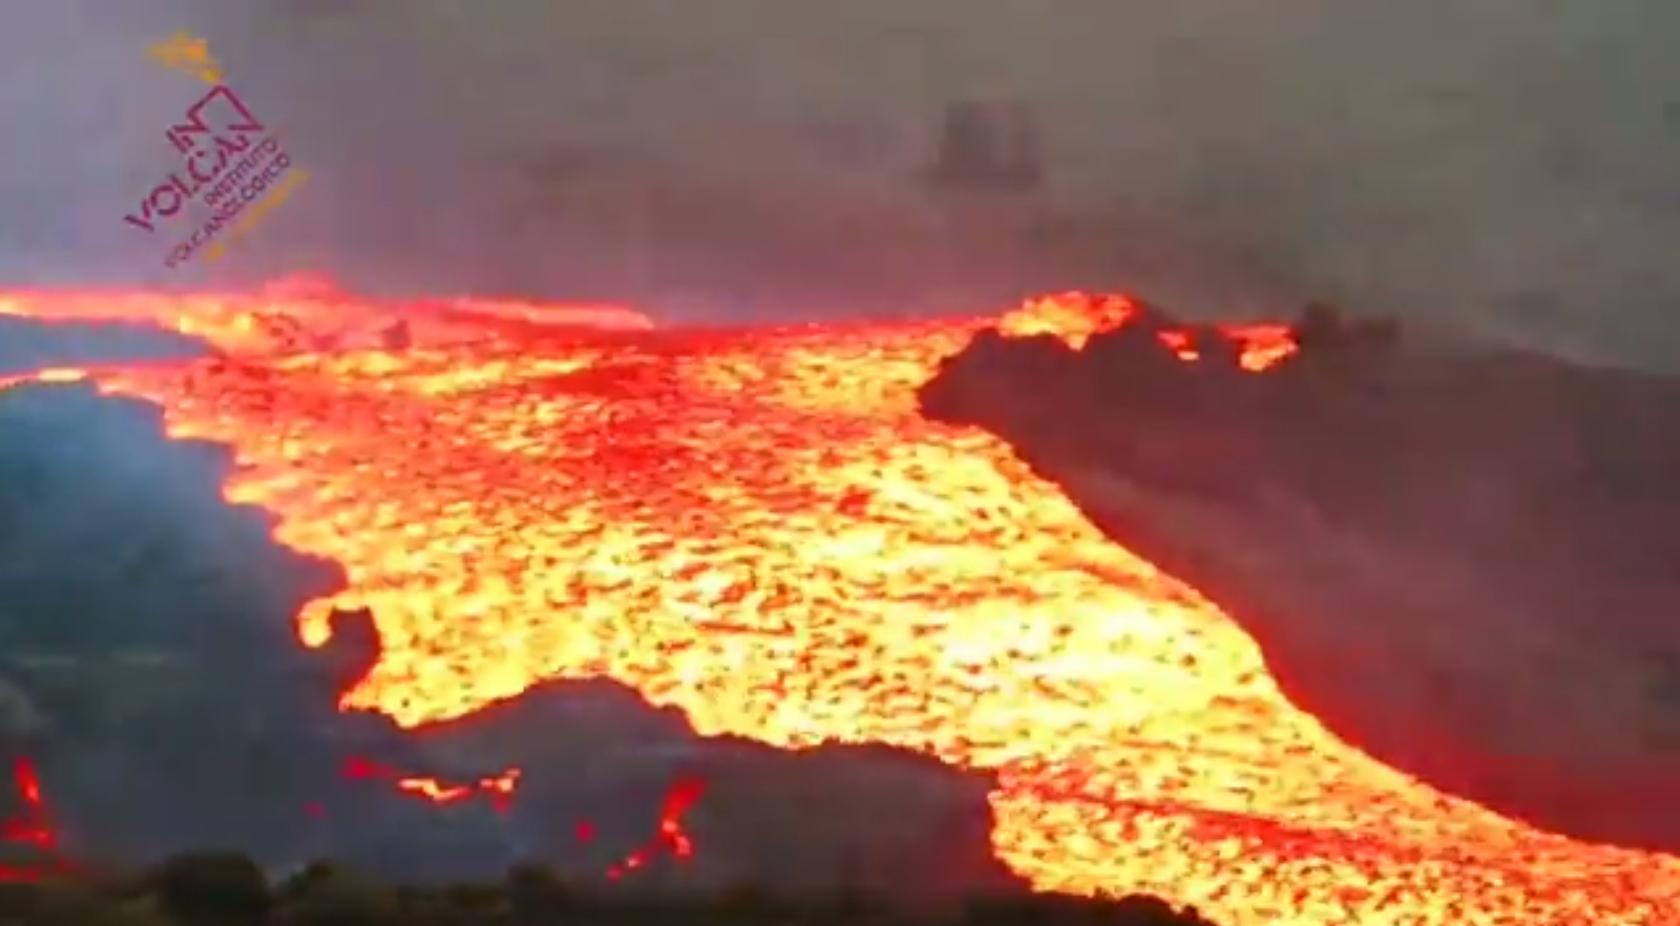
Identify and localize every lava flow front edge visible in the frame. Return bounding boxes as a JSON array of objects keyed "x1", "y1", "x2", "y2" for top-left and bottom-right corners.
[{"x1": 0, "y1": 286, "x2": 1675, "y2": 926}]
